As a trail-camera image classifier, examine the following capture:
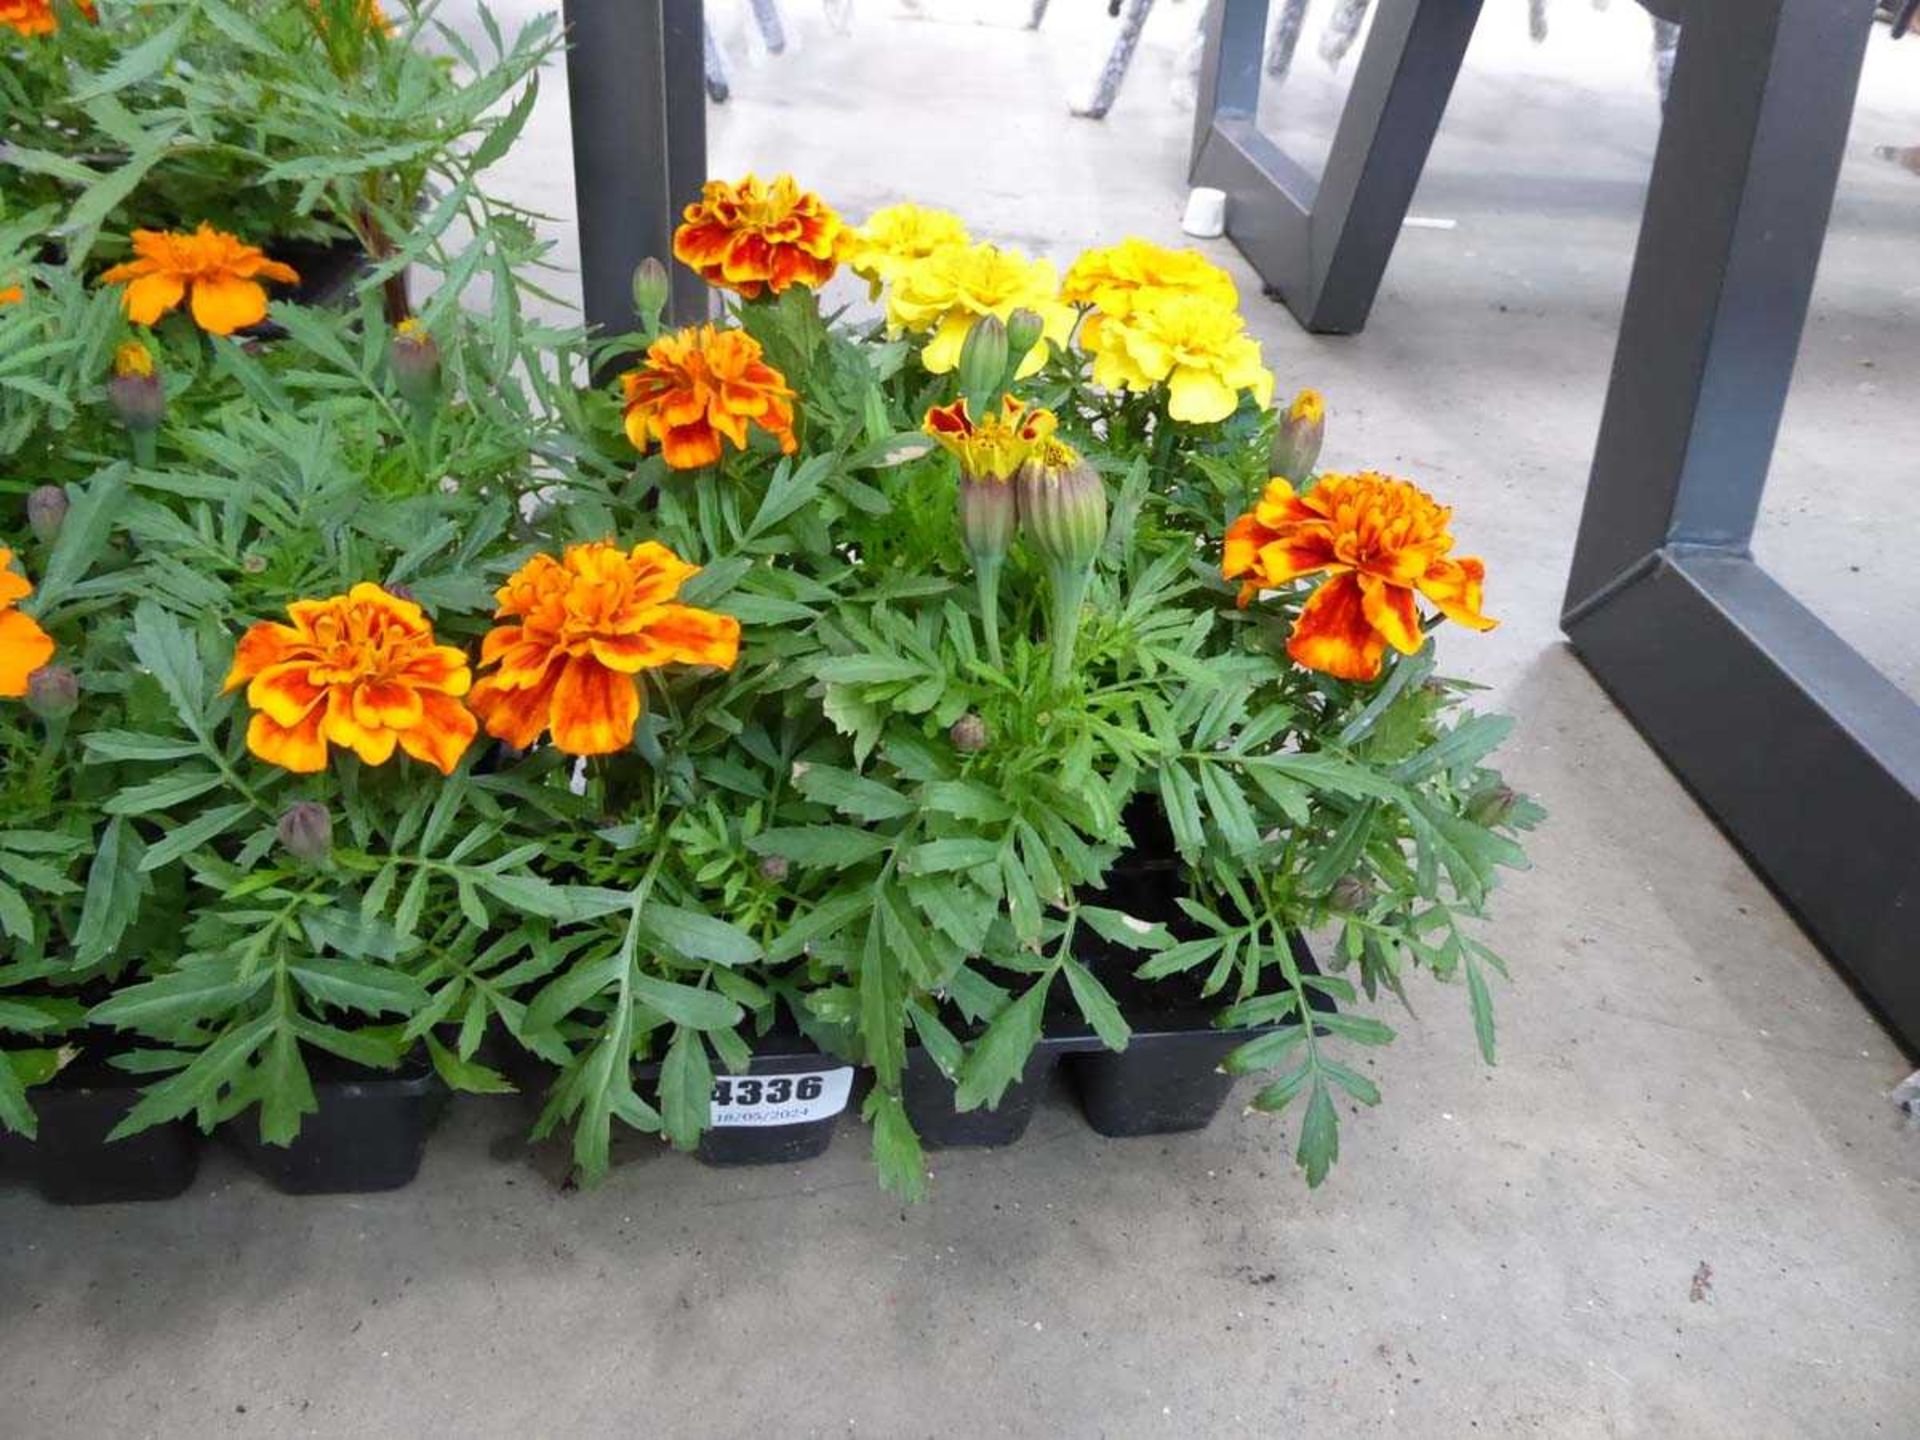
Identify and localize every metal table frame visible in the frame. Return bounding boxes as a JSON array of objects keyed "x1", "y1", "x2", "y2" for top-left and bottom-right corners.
[
  {"x1": 1561, "y1": 0, "x2": 1918, "y2": 1045},
  {"x1": 1189, "y1": 0, "x2": 1483, "y2": 334}
]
